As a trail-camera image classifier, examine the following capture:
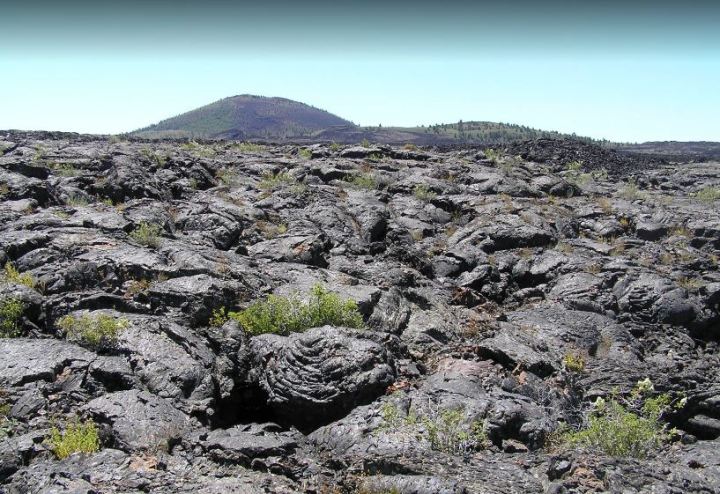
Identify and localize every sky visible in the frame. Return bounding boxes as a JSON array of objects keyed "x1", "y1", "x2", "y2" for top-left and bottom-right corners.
[{"x1": 1, "y1": 0, "x2": 719, "y2": 142}]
